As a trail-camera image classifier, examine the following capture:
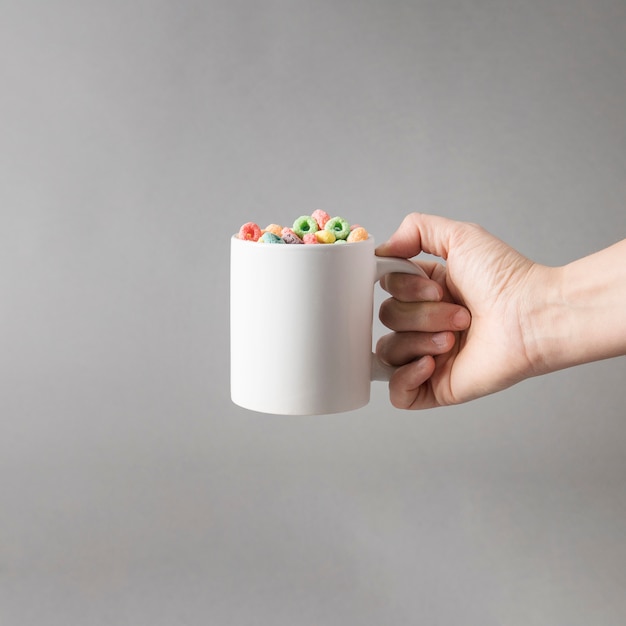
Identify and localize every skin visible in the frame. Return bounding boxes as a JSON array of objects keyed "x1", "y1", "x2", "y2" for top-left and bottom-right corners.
[{"x1": 375, "y1": 213, "x2": 626, "y2": 410}]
